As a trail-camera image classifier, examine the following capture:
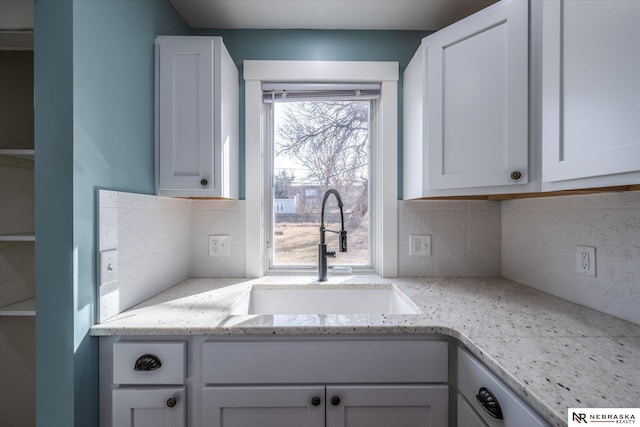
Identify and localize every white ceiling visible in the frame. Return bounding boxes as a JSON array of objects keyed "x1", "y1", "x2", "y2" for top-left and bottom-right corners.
[{"x1": 170, "y1": 0, "x2": 499, "y2": 31}]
